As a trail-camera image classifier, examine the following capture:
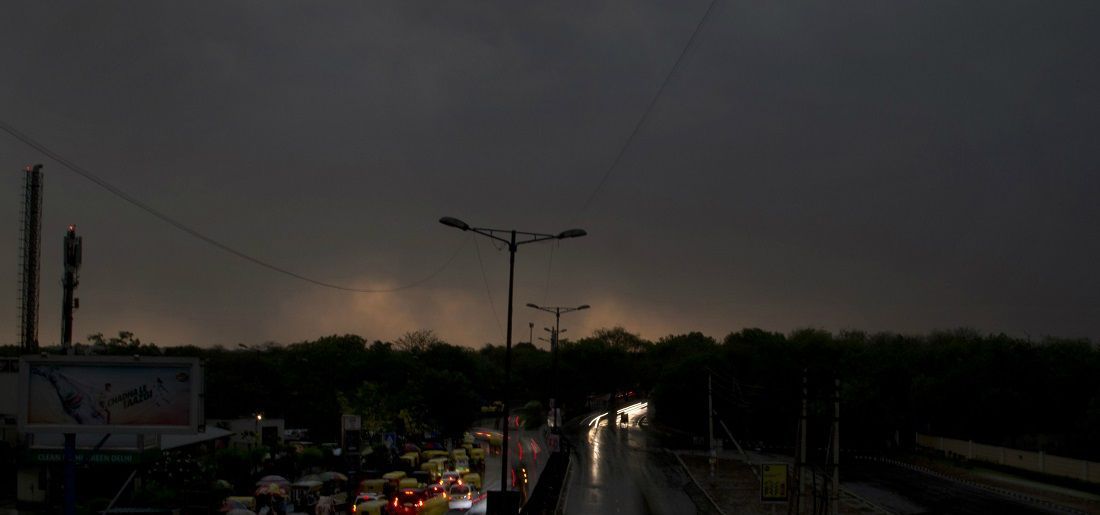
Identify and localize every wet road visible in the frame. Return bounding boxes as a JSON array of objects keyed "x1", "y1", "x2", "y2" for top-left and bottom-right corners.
[
  {"x1": 449, "y1": 426, "x2": 547, "y2": 515},
  {"x1": 561, "y1": 403, "x2": 706, "y2": 515}
]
